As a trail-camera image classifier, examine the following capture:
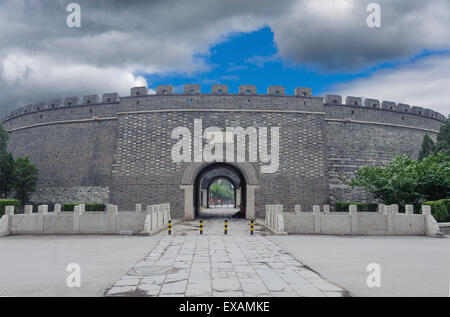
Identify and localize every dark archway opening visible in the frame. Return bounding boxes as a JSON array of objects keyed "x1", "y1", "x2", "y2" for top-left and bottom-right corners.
[{"x1": 193, "y1": 163, "x2": 246, "y2": 219}]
